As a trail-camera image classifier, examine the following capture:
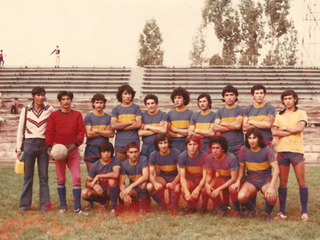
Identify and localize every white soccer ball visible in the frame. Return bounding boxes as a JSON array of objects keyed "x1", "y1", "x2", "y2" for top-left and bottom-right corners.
[{"x1": 51, "y1": 144, "x2": 68, "y2": 161}]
